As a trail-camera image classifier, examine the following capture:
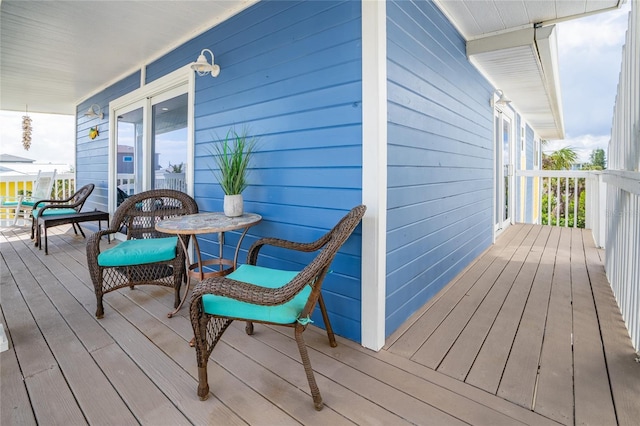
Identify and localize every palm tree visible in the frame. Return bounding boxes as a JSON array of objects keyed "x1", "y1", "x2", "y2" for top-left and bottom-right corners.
[
  {"x1": 541, "y1": 146, "x2": 582, "y2": 226},
  {"x1": 542, "y1": 146, "x2": 578, "y2": 170}
]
